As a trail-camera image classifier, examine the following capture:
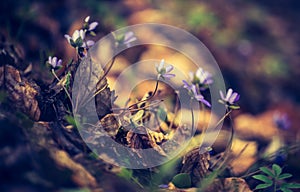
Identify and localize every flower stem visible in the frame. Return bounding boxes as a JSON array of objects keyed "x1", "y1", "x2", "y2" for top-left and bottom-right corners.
[
  {"x1": 126, "y1": 77, "x2": 160, "y2": 110},
  {"x1": 214, "y1": 109, "x2": 232, "y2": 129},
  {"x1": 190, "y1": 99, "x2": 195, "y2": 135},
  {"x1": 51, "y1": 69, "x2": 73, "y2": 110}
]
